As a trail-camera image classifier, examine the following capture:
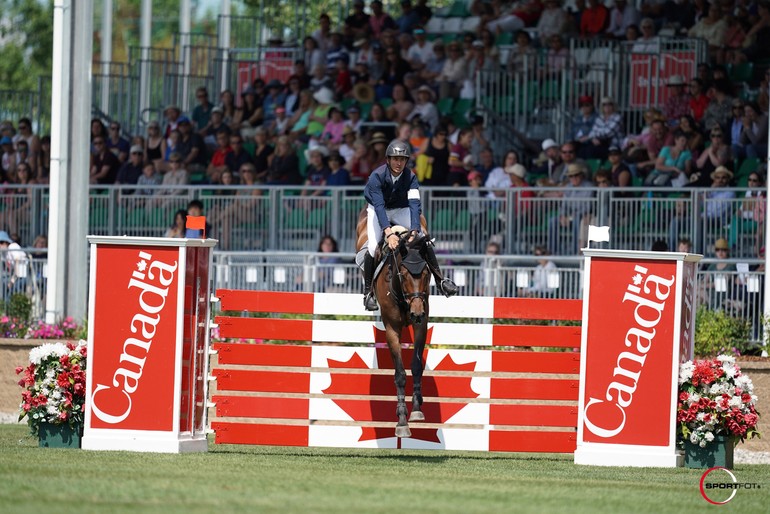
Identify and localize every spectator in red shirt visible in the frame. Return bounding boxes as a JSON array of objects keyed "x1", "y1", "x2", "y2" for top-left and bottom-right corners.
[
  {"x1": 207, "y1": 129, "x2": 232, "y2": 184},
  {"x1": 581, "y1": 0, "x2": 609, "y2": 36},
  {"x1": 447, "y1": 128, "x2": 474, "y2": 186},
  {"x1": 688, "y1": 78, "x2": 710, "y2": 123}
]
